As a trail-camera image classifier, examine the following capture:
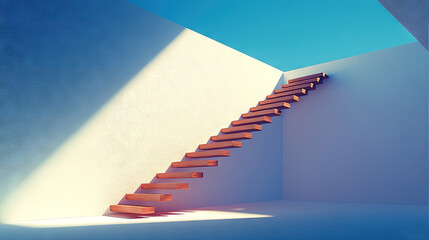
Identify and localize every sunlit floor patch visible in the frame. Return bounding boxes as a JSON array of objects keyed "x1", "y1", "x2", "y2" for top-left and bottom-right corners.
[{"x1": 10, "y1": 210, "x2": 272, "y2": 228}]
